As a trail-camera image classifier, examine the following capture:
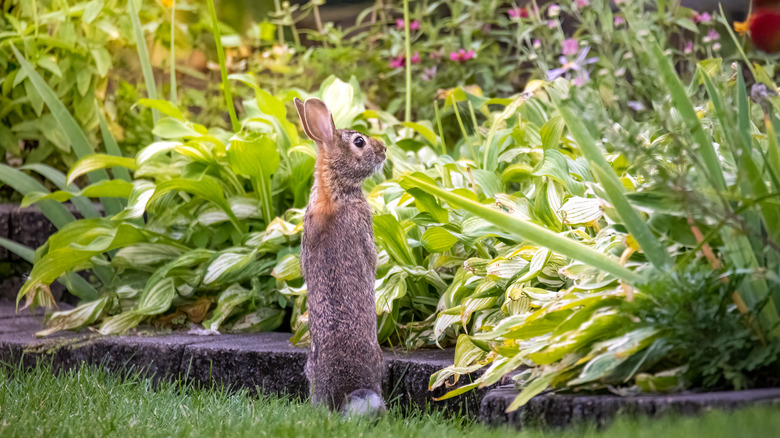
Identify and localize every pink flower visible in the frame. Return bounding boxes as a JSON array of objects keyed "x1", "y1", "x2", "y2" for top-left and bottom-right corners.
[
  {"x1": 683, "y1": 41, "x2": 694, "y2": 54},
  {"x1": 547, "y1": 20, "x2": 557, "y2": 29},
  {"x1": 548, "y1": 4, "x2": 561, "y2": 17},
  {"x1": 574, "y1": 0, "x2": 589, "y2": 8},
  {"x1": 562, "y1": 38, "x2": 579, "y2": 56},
  {"x1": 533, "y1": 39, "x2": 542, "y2": 49},
  {"x1": 692, "y1": 11, "x2": 711, "y2": 24},
  {"x1": 389, "y1": 52, "x2": 420, "y2": 69},
  {"x1": 395, "y1": 19, "x2": 420, "y2": 30},
  {"x1": 572, "y1": 76, "x2": 586, "y2": 87},
  {"x1": 508, "y1": 7, "x2": 530, "y2": 19},
  {"x1": 449, "y1": 49, "x2": 476, "y2": 62},
  {"x1": 614, "y1": 16, "x2": 625, "y2": 26},
  {"x1": 703, "y1": 29, "x2": 720, "y2": 43}
]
